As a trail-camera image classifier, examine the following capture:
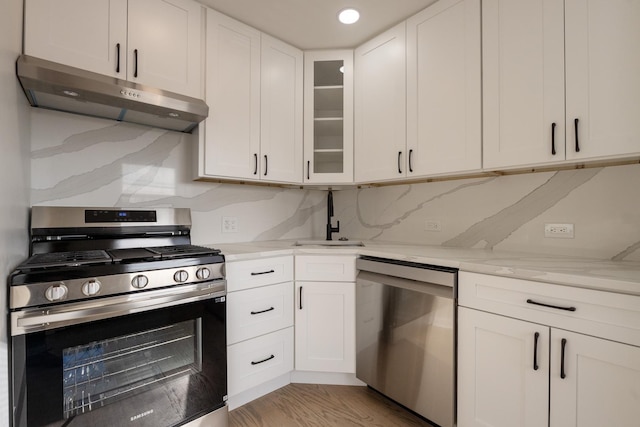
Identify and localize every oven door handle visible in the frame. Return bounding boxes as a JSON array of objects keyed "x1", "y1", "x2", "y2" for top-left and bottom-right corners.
[{"x1": 12, "y1": 281, "x2": 226, "y2": 335}]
